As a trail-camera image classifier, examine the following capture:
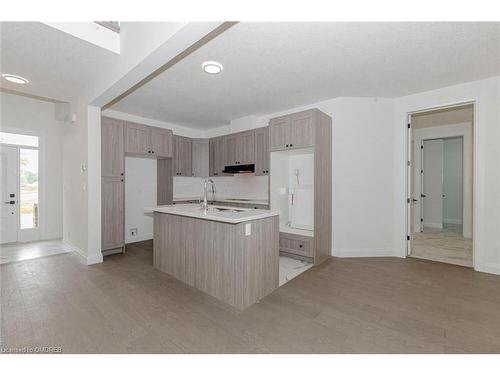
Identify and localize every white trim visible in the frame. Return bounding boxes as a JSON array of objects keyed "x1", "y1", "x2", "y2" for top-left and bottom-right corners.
[
  {"x1": 405, "y1": 102, "x2": 476, "y2": 268},
  {"x1": 333, "y1": 248, "x2": 395, "y2": 258},
  {"x1": 443, "y1": 218, "x2": 463, "y2": 225},
  {"x1": 125, "y1": 234, "x2": 153, "y2": 244},
  {"x1": 475, "y1": 262, "x2": 500, "y2": 276},
  {"x1": 424, "y1": 222, "x2": 443, "y2": 229},
  {"x1": 63, "y1": 239, "x2": 103, "y2": 265},
  {"x1": 87, "y1": 252, "x2": 104, "y2": 265}
]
